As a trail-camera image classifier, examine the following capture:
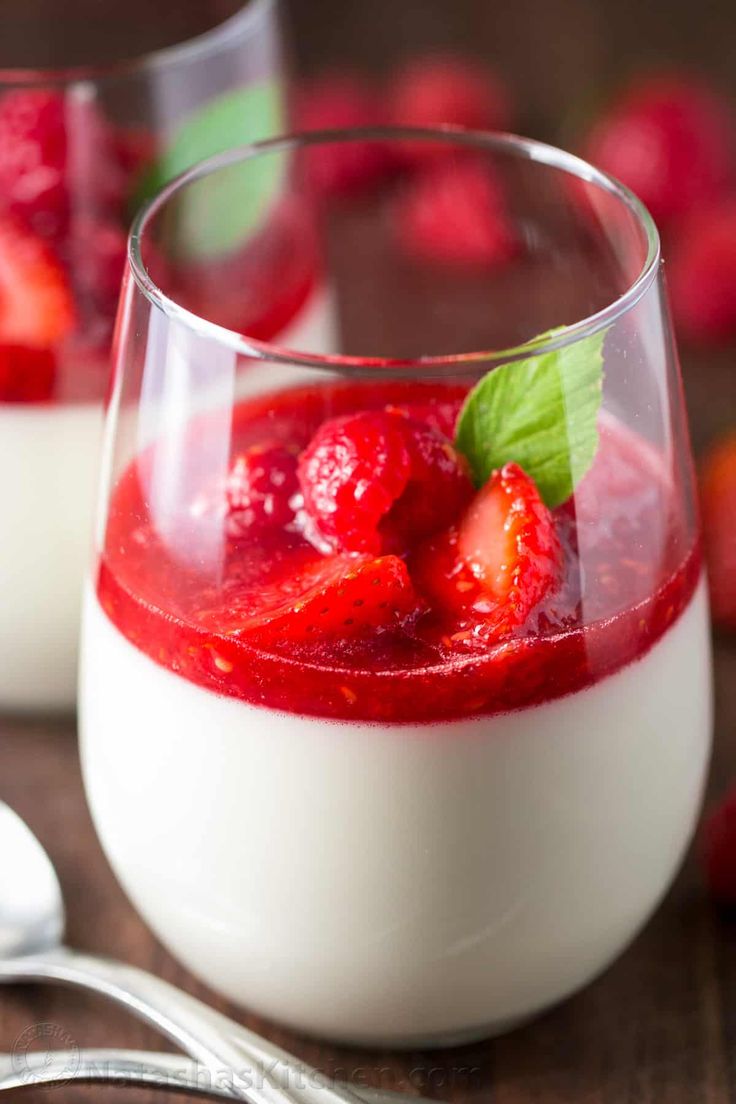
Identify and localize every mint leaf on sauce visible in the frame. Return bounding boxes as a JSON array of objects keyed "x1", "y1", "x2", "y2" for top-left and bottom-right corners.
[{"x1": 455, "y1": 326, "x2": 607, "y2": 509}]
